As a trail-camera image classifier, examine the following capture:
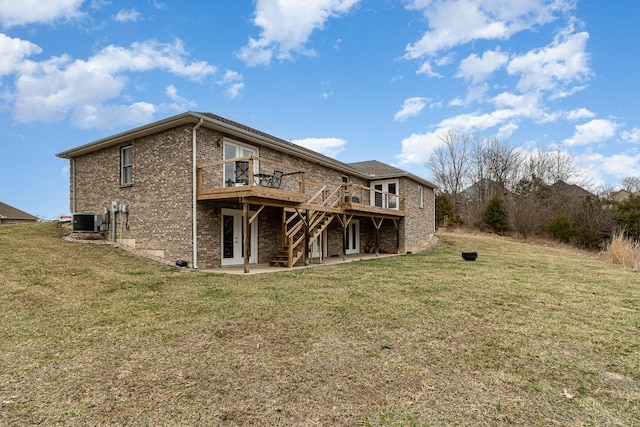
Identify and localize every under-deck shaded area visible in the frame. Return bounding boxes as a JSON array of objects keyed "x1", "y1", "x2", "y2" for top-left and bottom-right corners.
[{"x1": 196, "y1": 155, "x2": 406, "y2": 272}]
